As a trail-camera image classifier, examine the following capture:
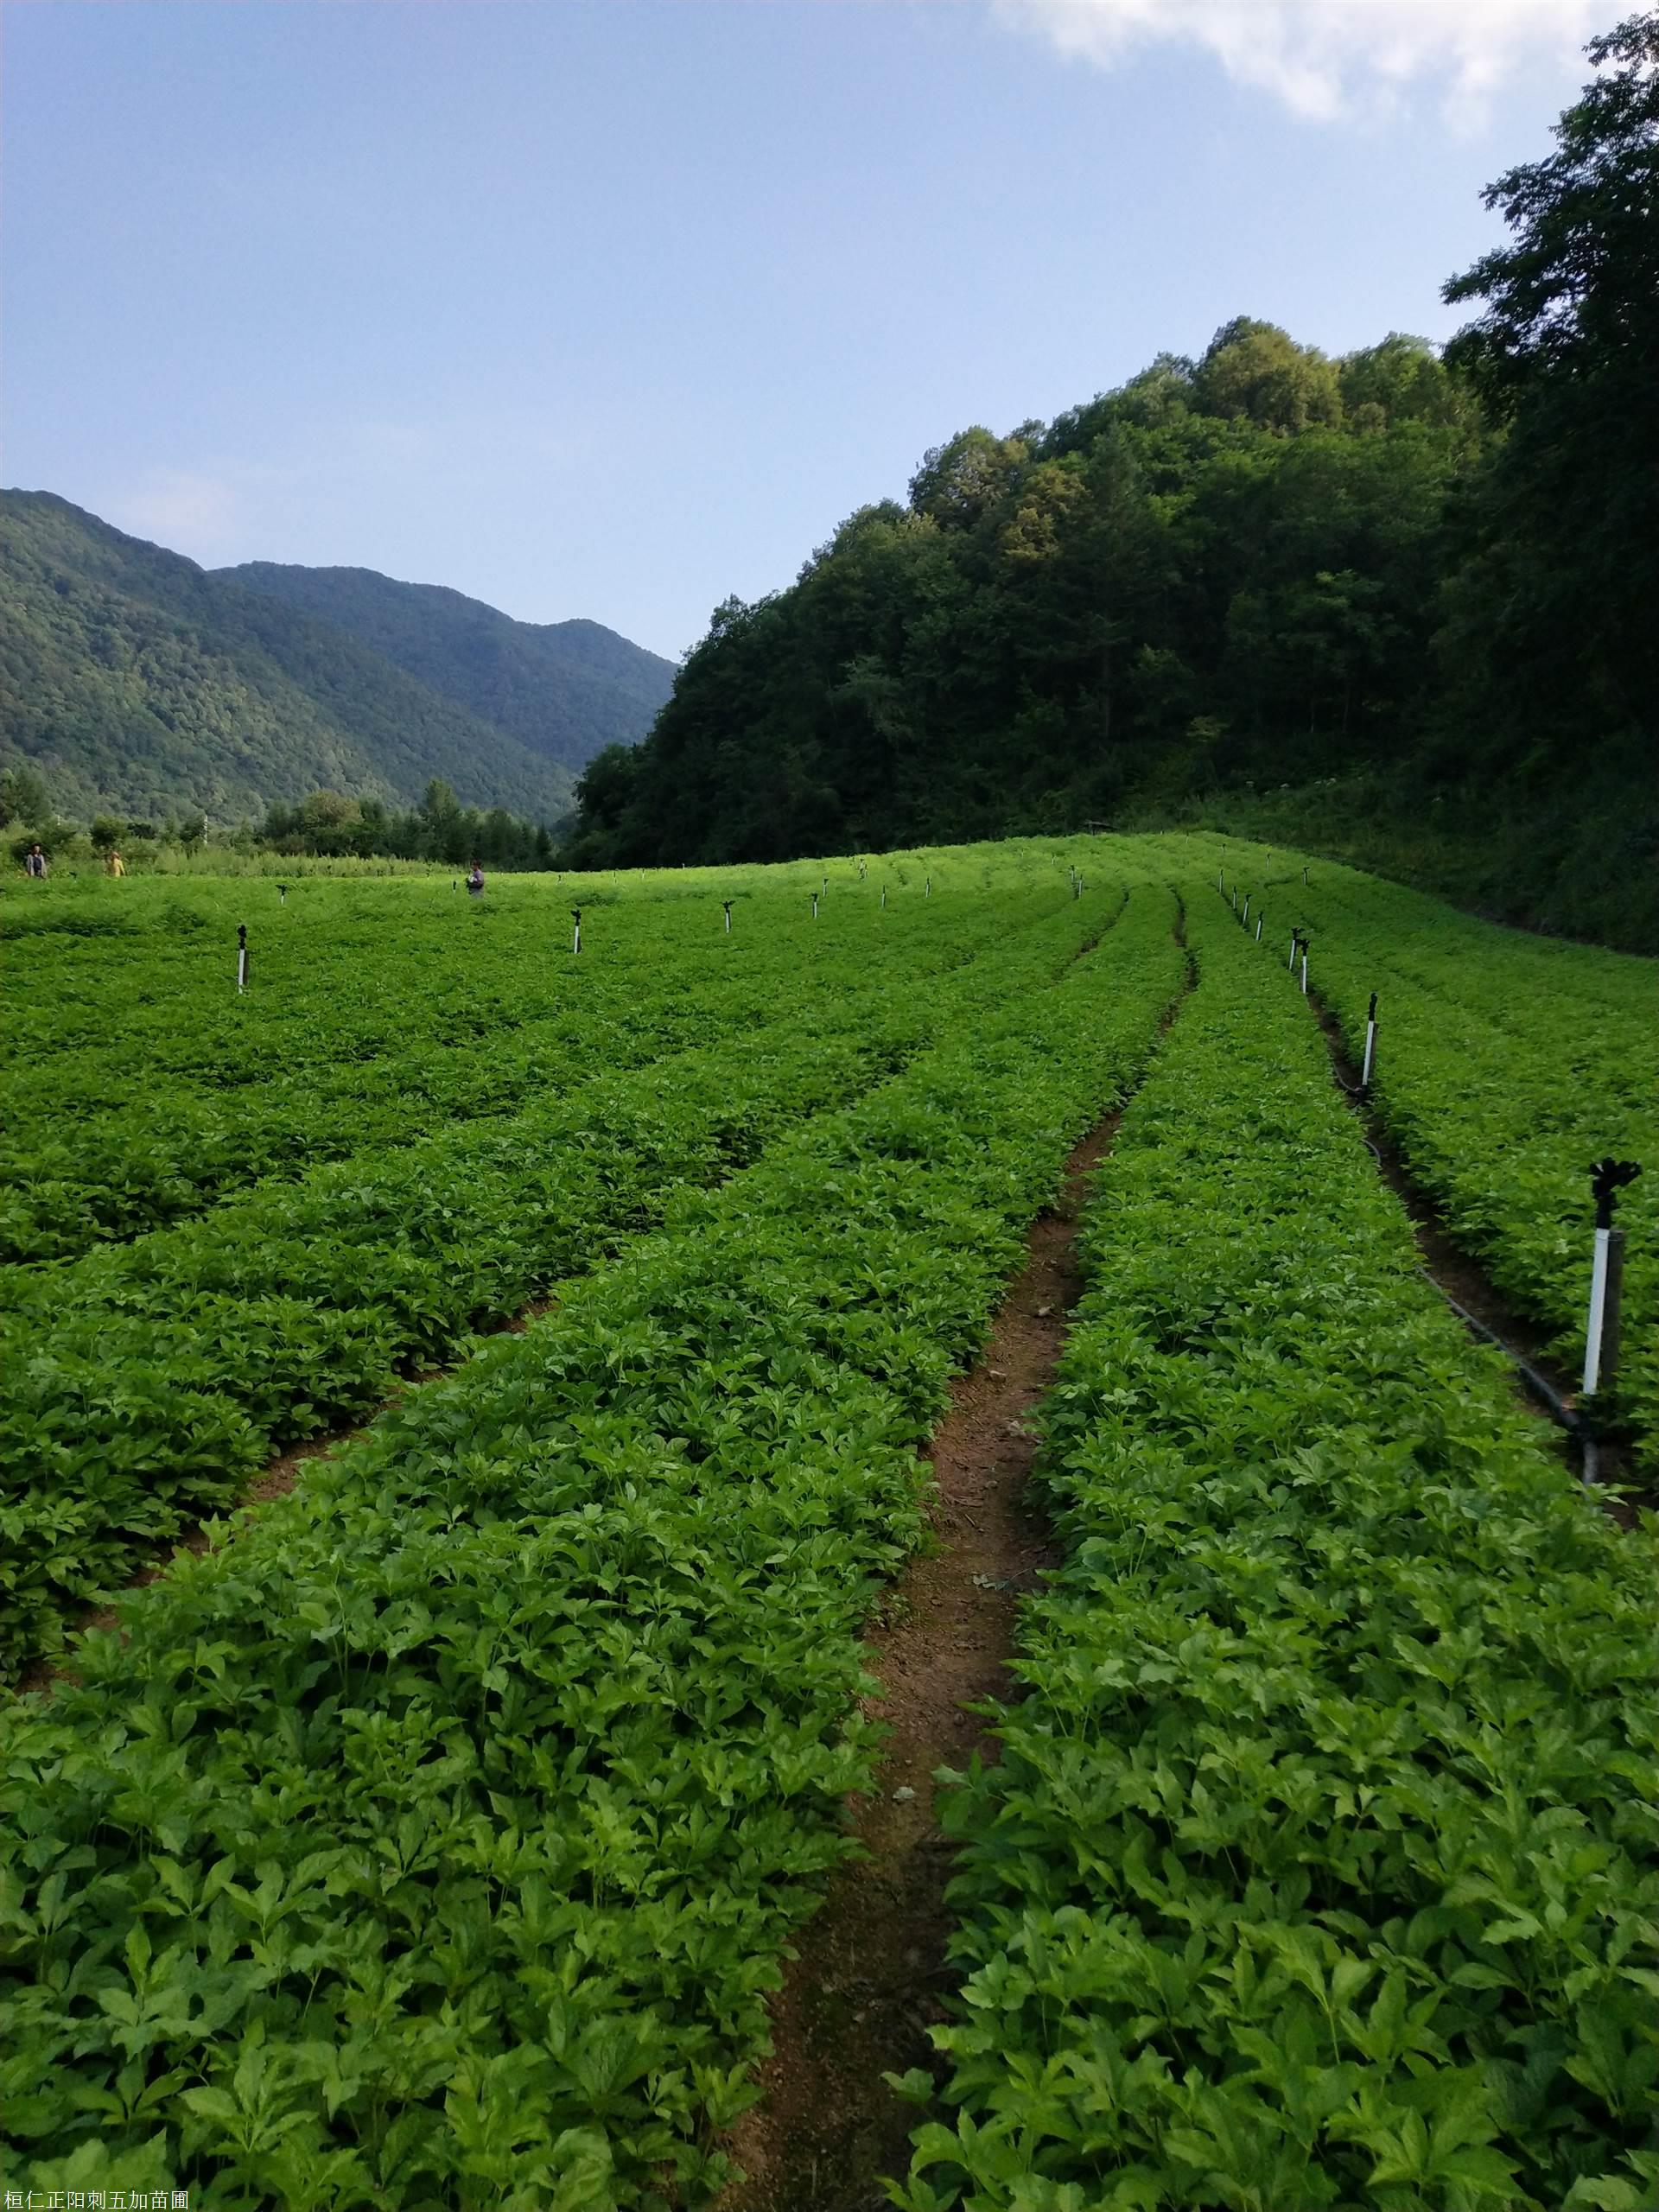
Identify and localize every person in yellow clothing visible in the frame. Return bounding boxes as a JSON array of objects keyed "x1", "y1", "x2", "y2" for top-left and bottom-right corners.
[{"x1": 104, "y1": 849, "x2": 125, "y2": 877}]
